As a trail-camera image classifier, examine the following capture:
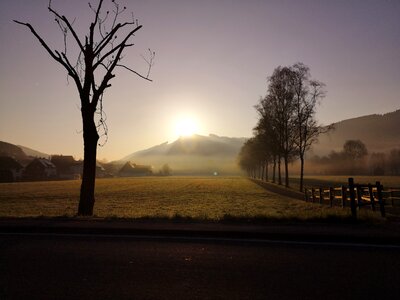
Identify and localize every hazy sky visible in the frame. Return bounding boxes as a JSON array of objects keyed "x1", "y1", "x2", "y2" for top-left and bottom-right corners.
[{"x1": 0, "y1": 0, "x2": 399, "y2": 161}]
